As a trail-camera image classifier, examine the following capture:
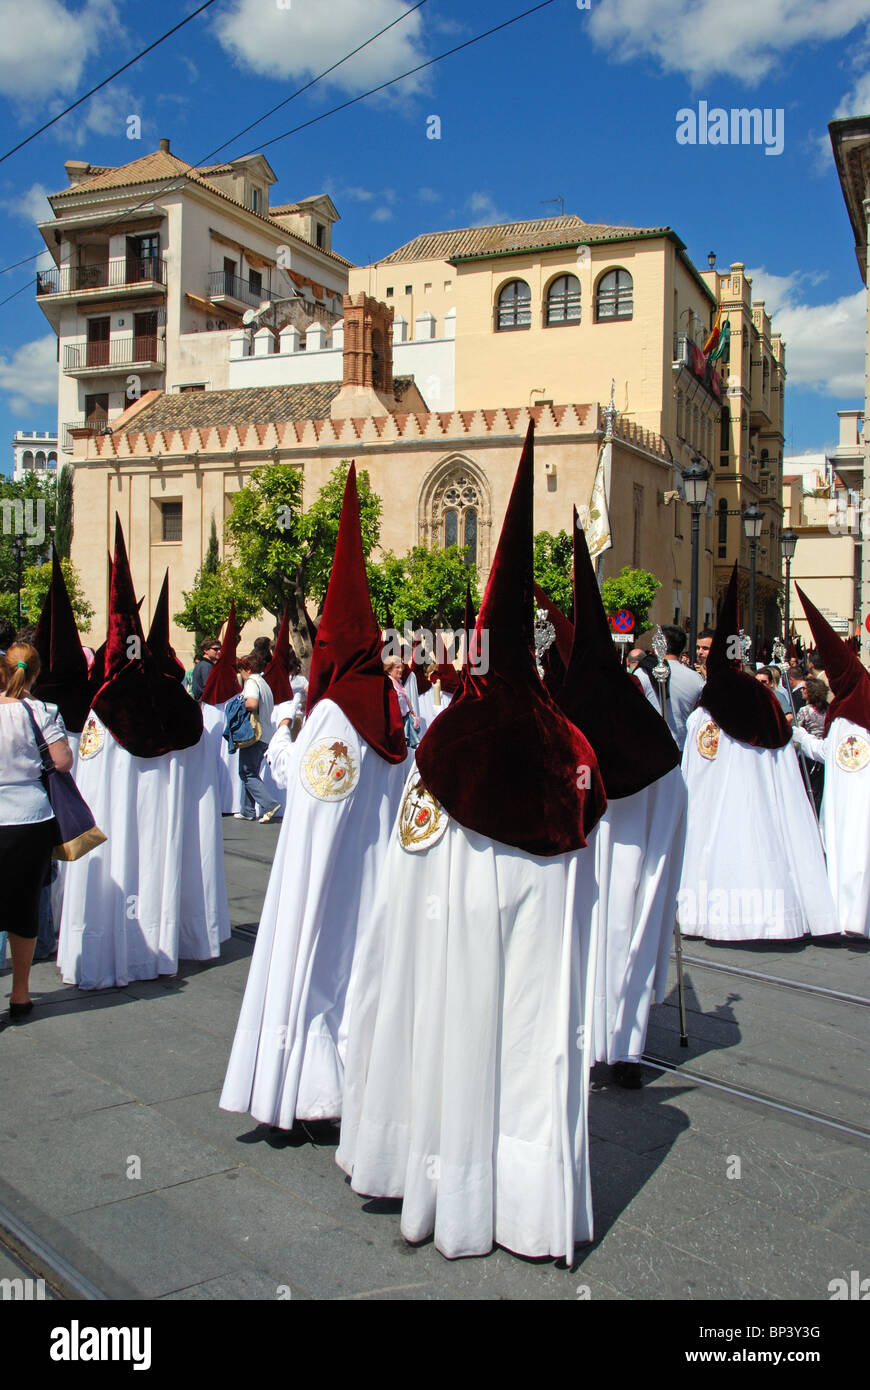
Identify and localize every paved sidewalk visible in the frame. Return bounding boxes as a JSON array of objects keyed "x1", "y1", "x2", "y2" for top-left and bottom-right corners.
[{"x1": 1, "y1": 818, "x2": 868, "y2": 1300}]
